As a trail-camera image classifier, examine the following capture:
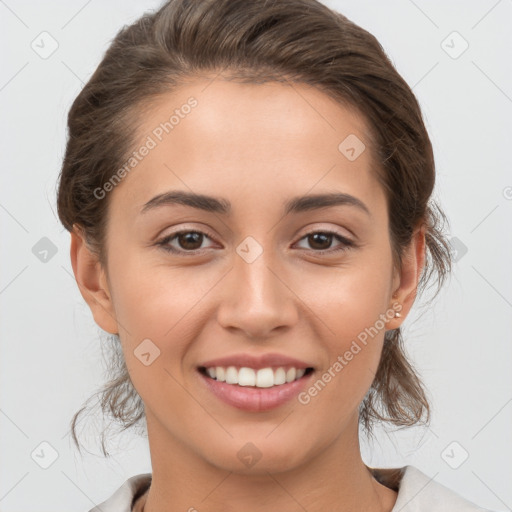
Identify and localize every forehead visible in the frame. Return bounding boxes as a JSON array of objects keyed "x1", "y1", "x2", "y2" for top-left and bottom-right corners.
[{"x1": 108, "y1": 78, "x2": 384, "y2": 218}]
